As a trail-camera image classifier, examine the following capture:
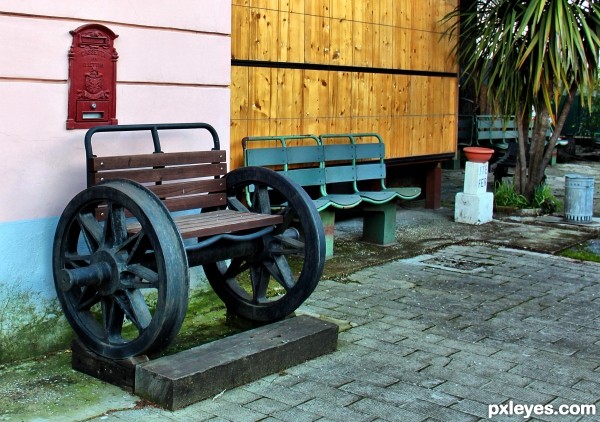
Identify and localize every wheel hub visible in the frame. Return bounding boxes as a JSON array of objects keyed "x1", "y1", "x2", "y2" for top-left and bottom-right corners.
[{"x1": 92, "y1": 249, "x2": 122, "y2": 296}]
